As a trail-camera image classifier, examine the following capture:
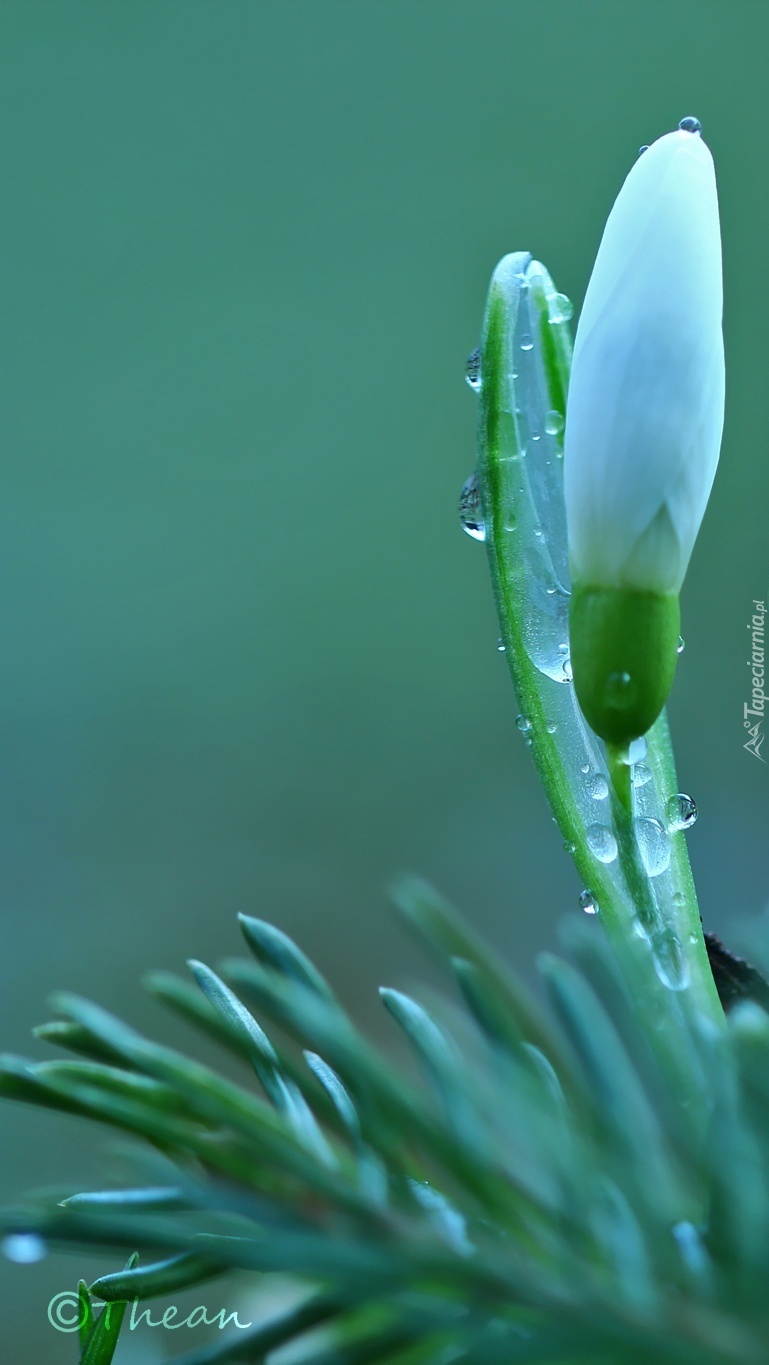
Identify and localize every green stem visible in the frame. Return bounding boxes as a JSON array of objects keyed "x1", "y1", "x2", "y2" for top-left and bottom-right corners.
[{"x1": 606, "y1": 744, "x2": 631, "y2": 816}]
